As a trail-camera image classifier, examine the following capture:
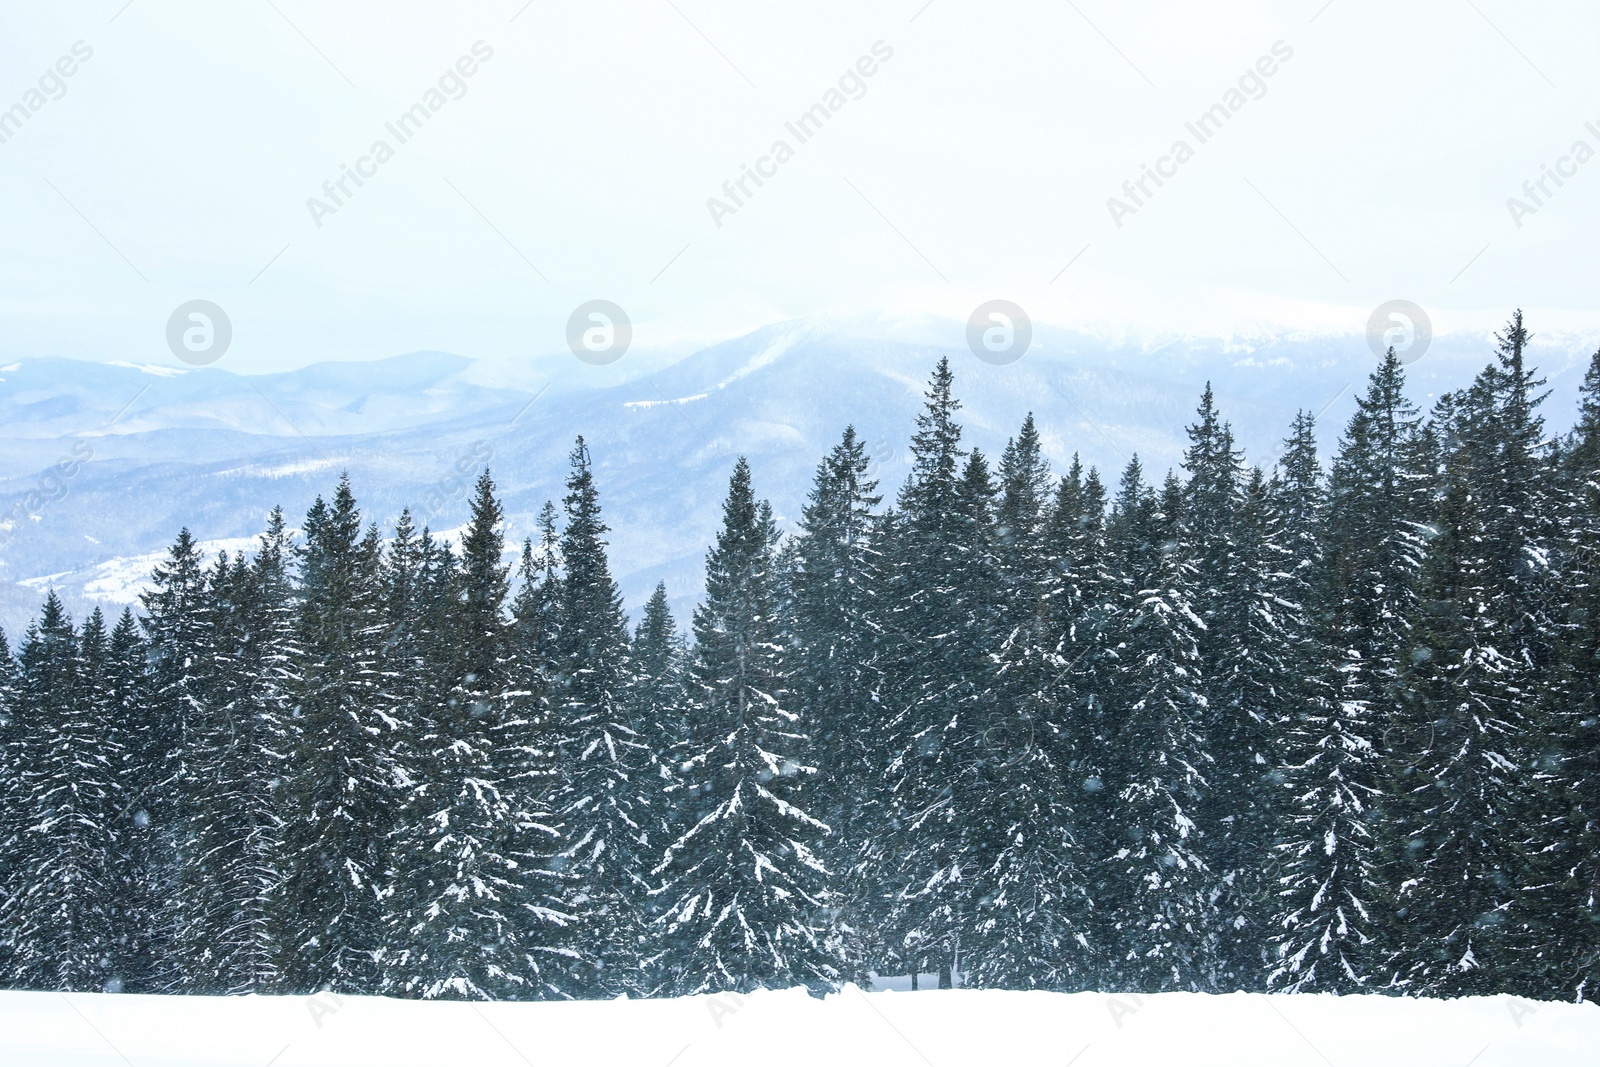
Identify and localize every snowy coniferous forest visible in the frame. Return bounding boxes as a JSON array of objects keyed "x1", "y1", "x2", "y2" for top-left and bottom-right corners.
[{"x1": 2, "y1": 312, "x2": 1598, "y2": 1003}]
